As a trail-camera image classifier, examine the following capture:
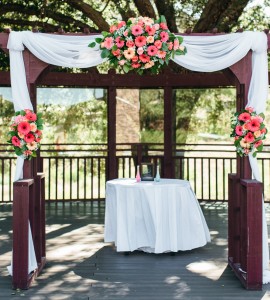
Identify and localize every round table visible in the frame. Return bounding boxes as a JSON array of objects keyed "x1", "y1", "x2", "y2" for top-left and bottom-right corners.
[{"x1": 104, "y1": 178, "x2": 211, "y2": 253}]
